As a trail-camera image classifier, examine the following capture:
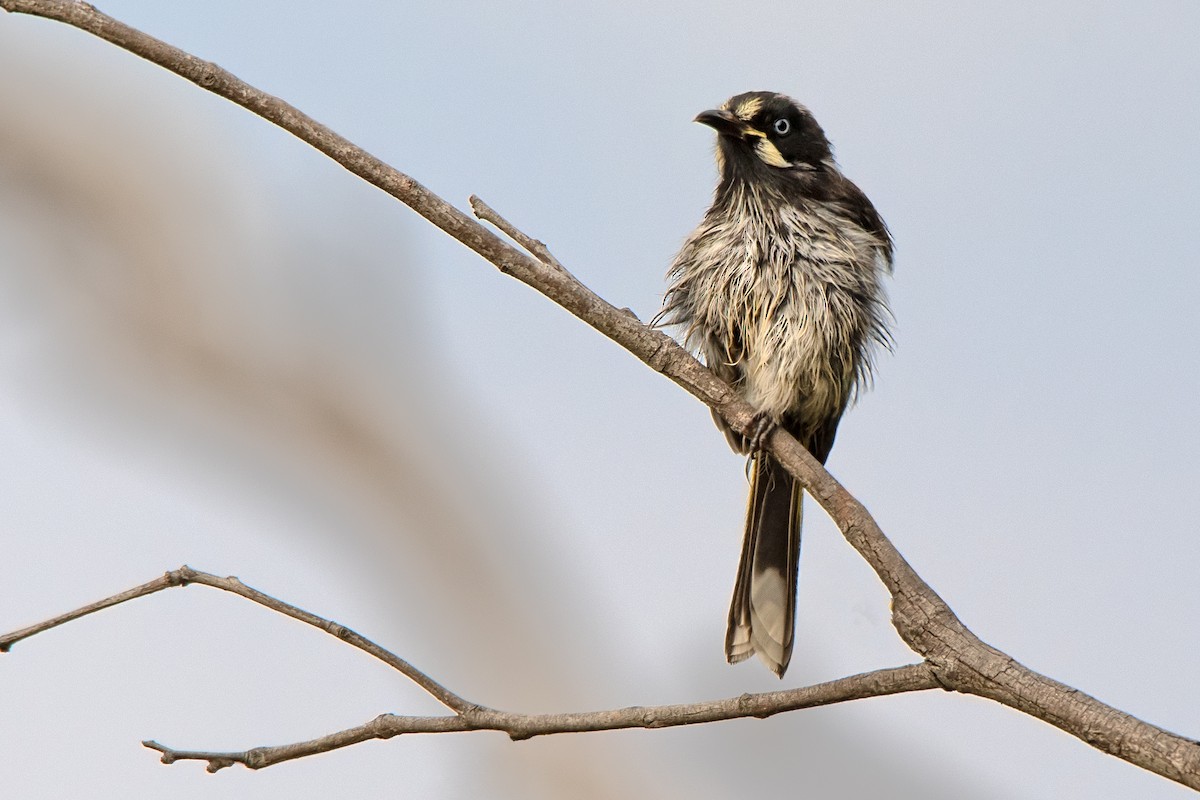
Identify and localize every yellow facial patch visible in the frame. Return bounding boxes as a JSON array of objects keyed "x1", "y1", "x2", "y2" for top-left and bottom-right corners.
[
  {"x1": 733, "y1": 96, "x2": 764, "y2": 120},
  {"x1": 754, "y1": 138, "x2": 790, "y2": 168}
]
